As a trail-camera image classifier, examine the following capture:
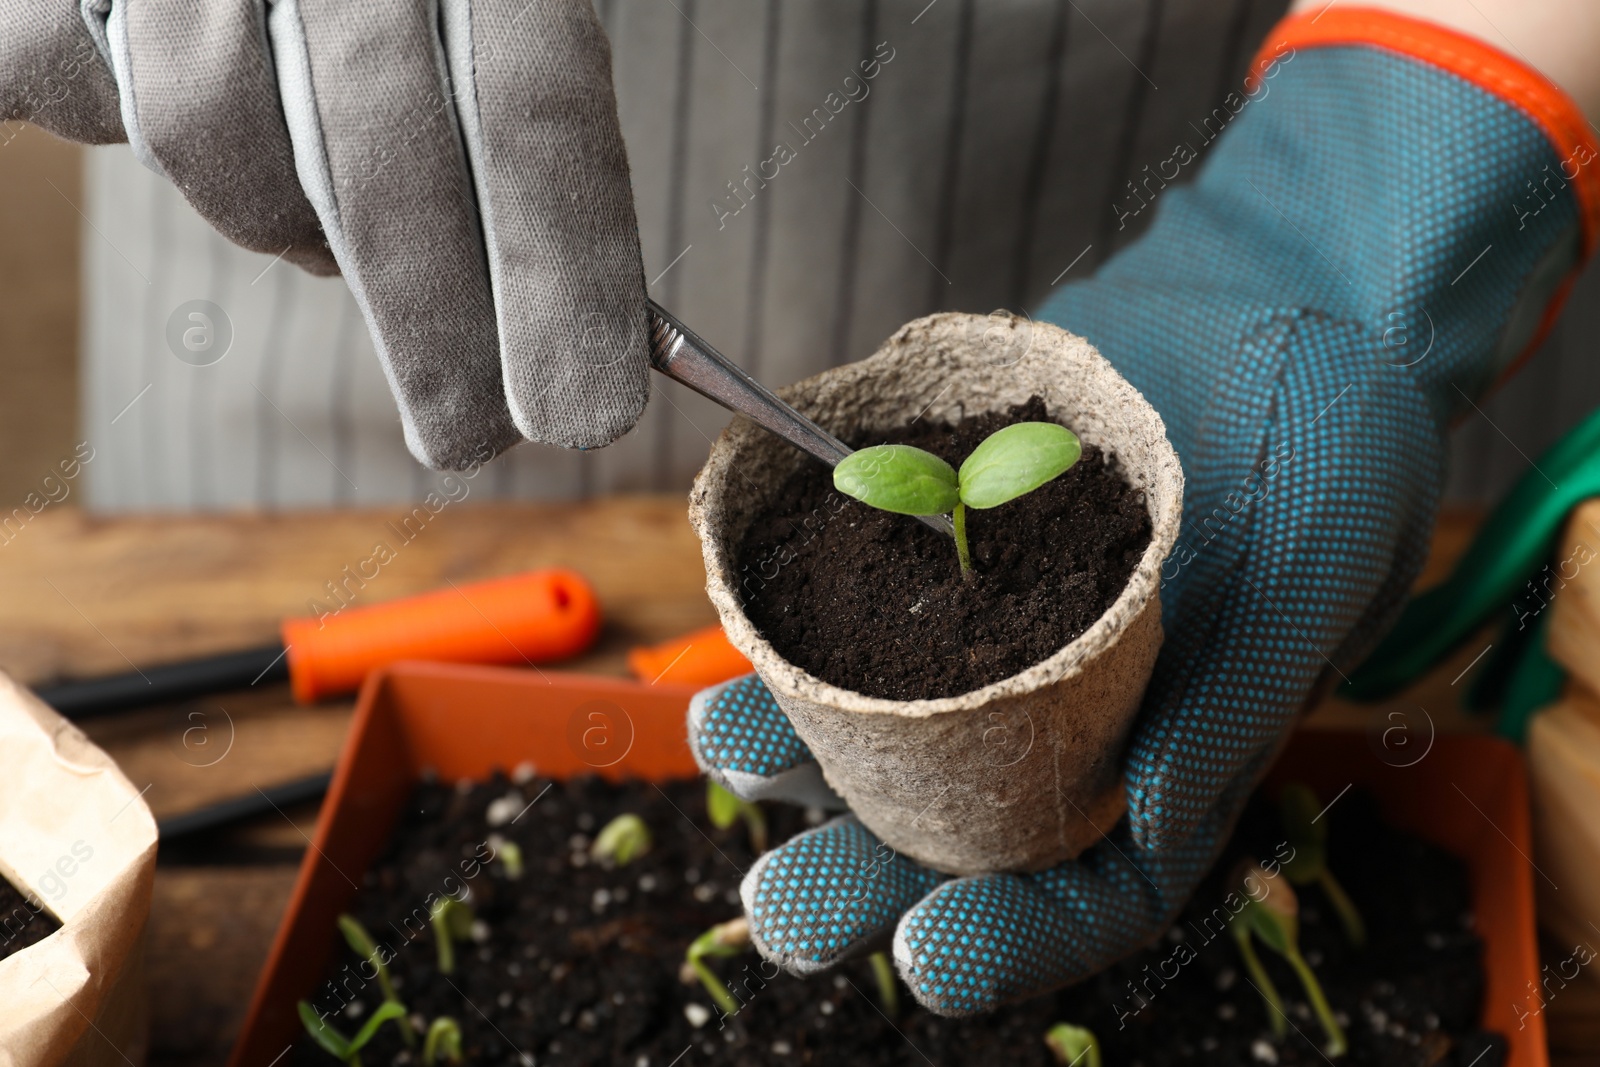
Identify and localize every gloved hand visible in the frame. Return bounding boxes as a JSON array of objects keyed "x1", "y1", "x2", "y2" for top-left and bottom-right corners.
[
  {"x1": 1, "y1": 0, "x2": 647, "y2": 468},
  {"x1": 690, "y1": 8, "x2": 1598, "y2": 1016}
]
